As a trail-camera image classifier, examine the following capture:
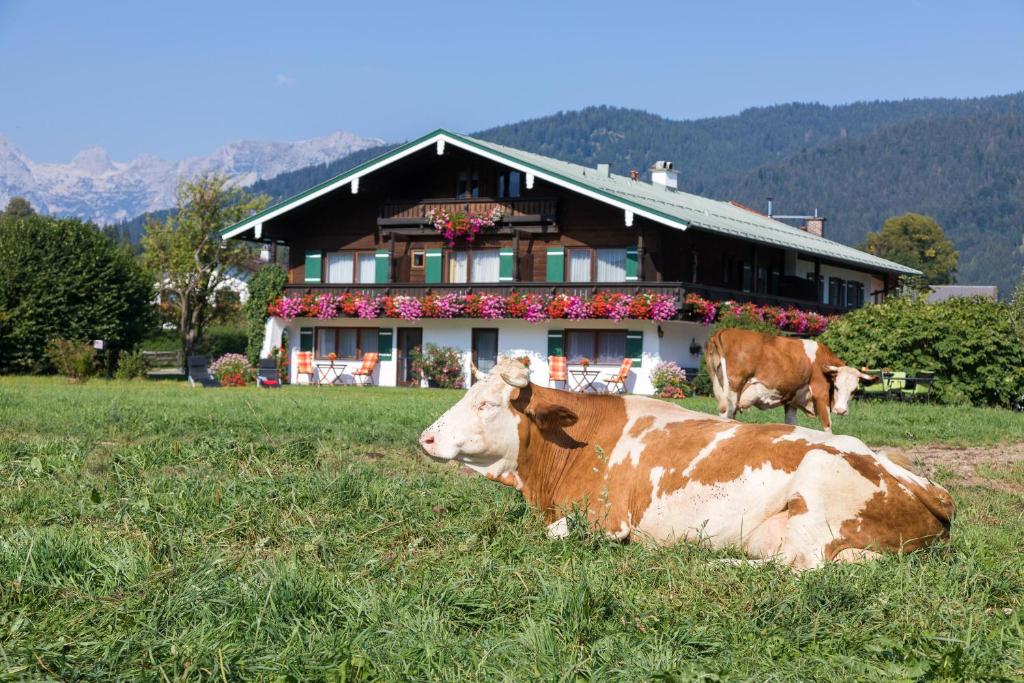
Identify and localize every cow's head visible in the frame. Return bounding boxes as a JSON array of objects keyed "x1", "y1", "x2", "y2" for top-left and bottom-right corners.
[
  {"x1": 418, "y1": 358, "x2": 578, "y2": 477},
  {"x1": 825, "y1": 365, "x2": 878, "y2": 415}
]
